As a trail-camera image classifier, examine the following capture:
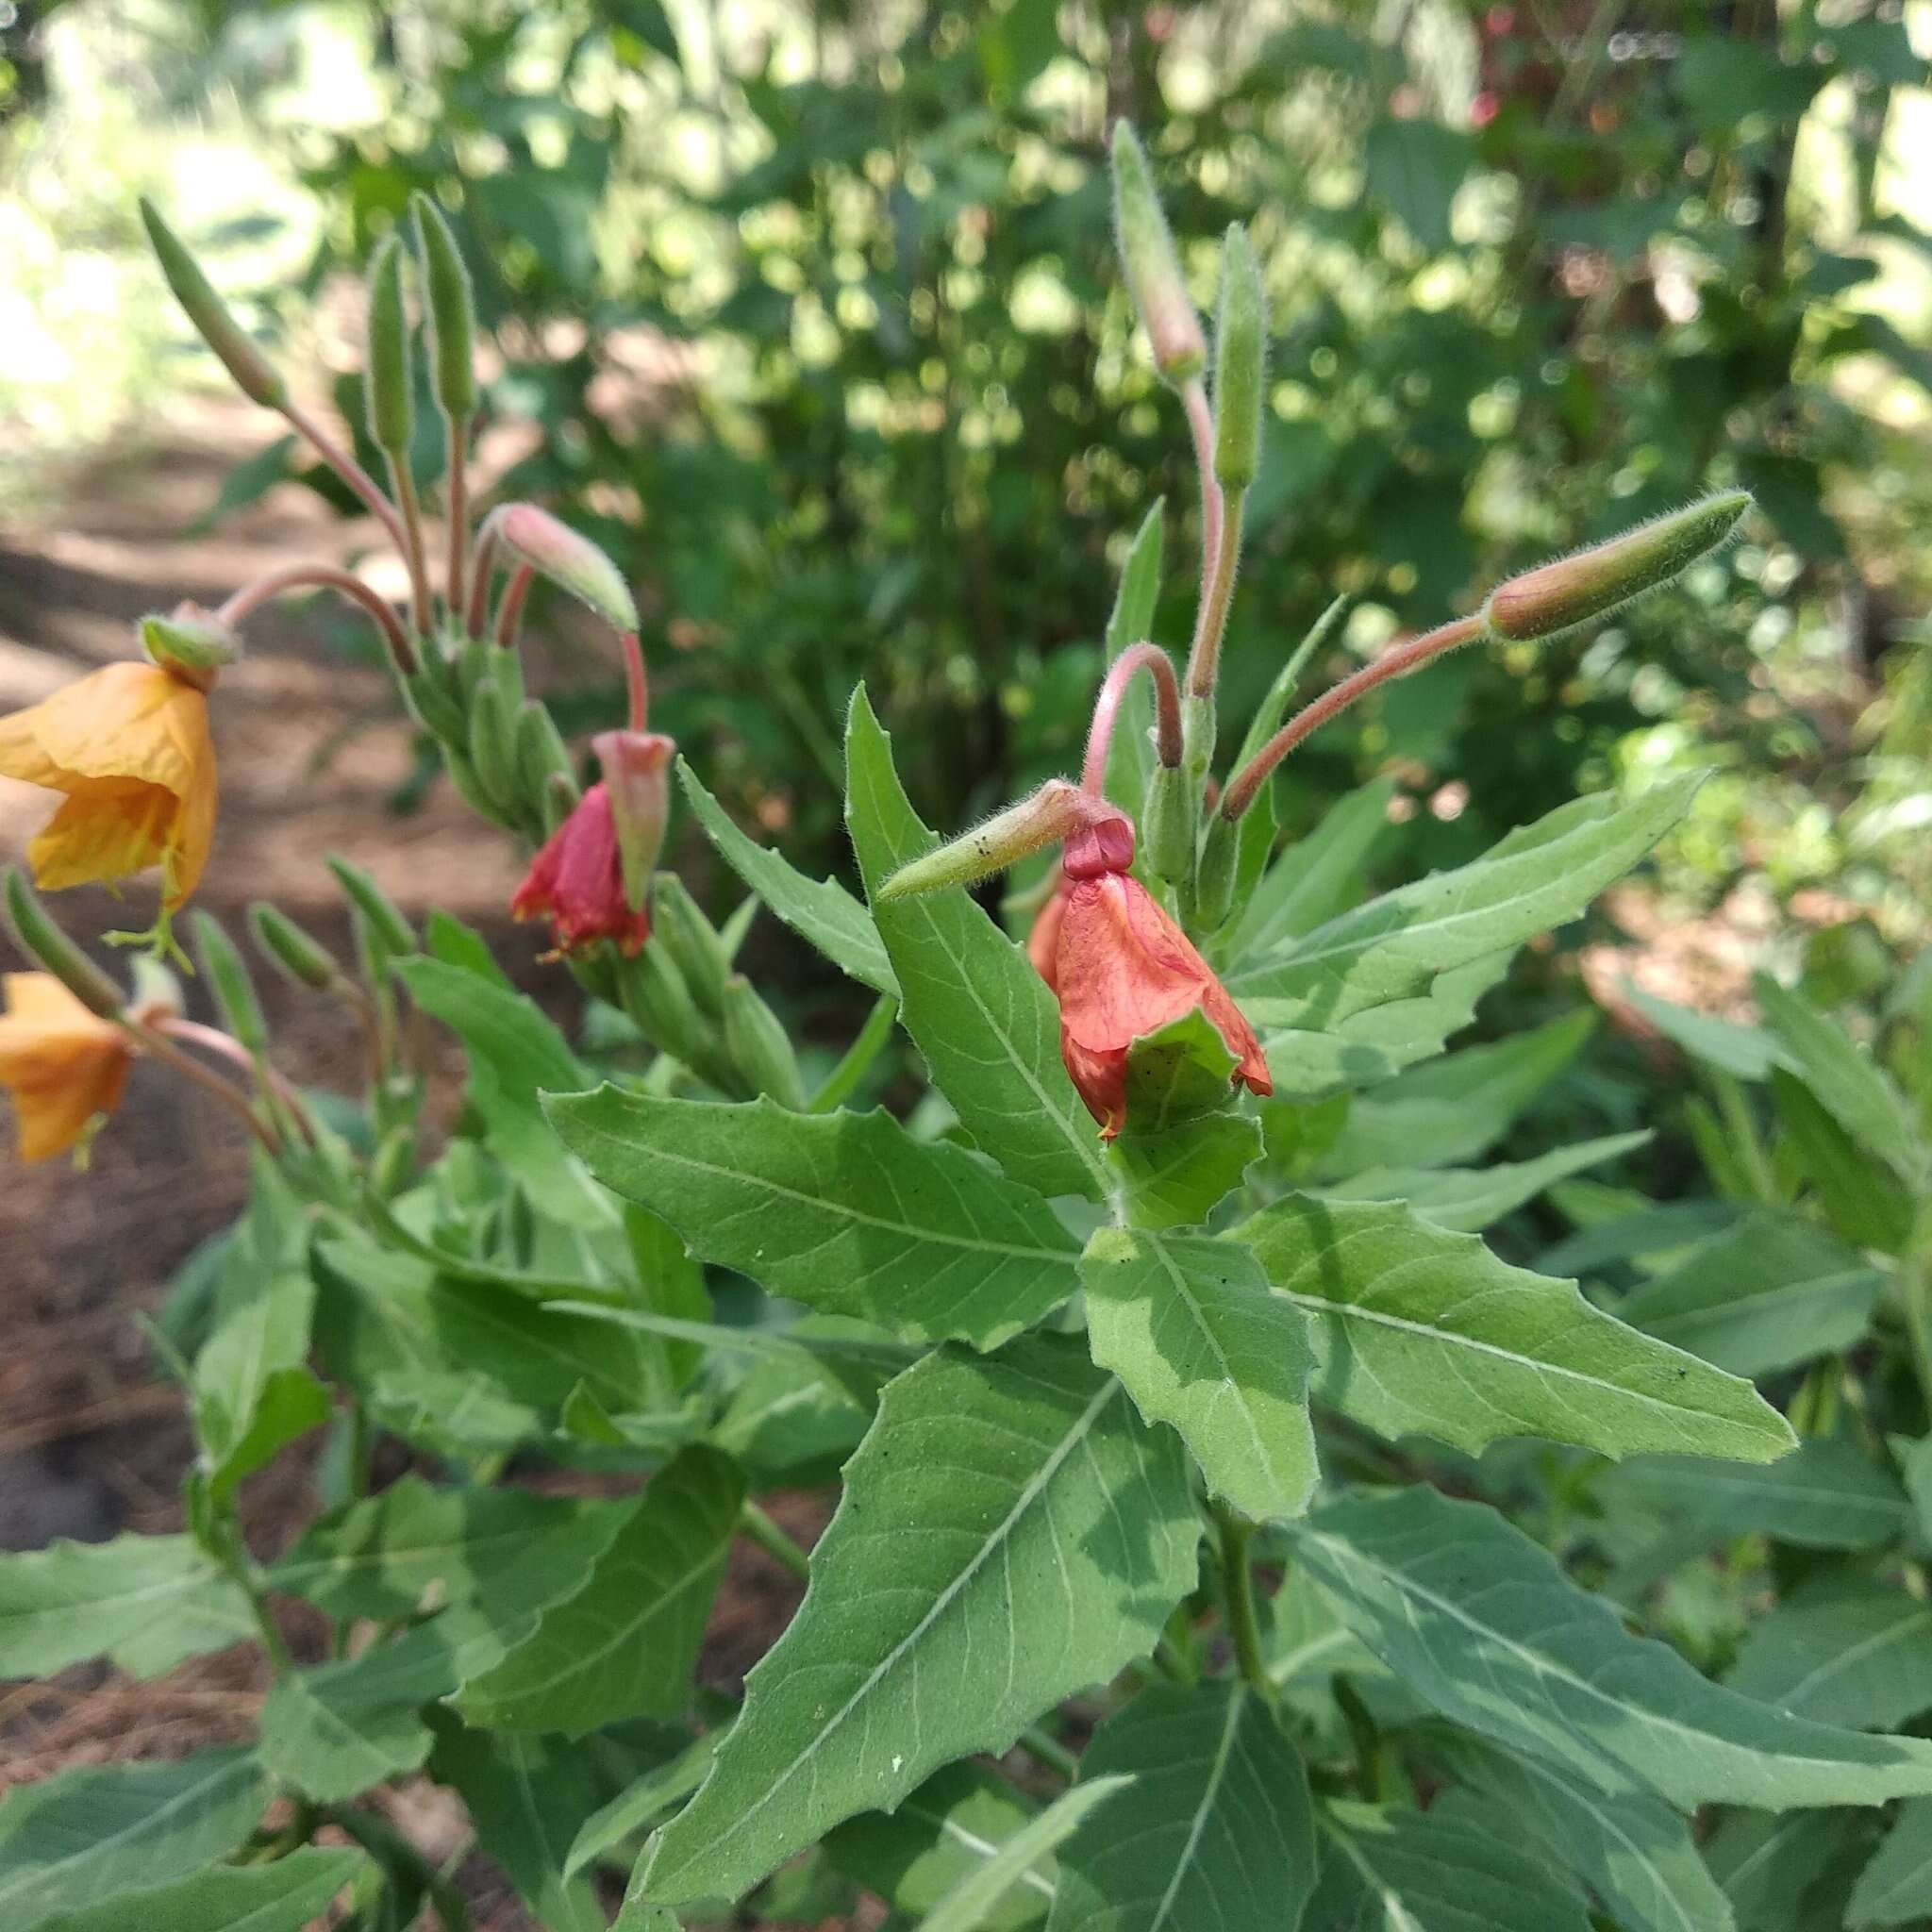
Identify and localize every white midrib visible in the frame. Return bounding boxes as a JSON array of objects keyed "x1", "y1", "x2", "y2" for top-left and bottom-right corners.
[
  {"x1": 1147, "y1": 1687, "x2": 1245, "y2": 1932},
  {"x1": 653, "y1": 1374, "x2": 1123, "y2": 1882},
  {"x1": 1776, "y1": 1605, "x2": 1932, "y2": 1710},
  {"x1": 899, "y1": 1801, "x2": 1057, "y2": 1903},
  {"x1": 1320, "y1": 1816, "x2": 1425, "y2": 1932}
]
